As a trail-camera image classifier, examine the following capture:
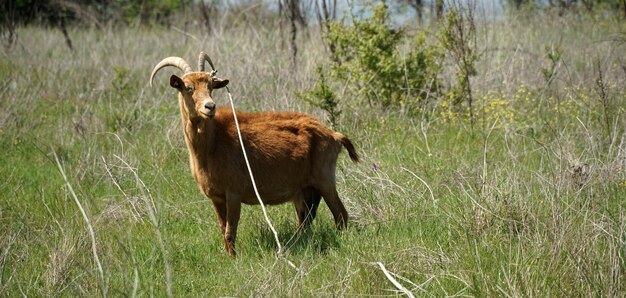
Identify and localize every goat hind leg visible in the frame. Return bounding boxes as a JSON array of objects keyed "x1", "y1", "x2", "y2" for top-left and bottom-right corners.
[{"x1": 318, "y1": 187, "x2": 348, "y2": 230}]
